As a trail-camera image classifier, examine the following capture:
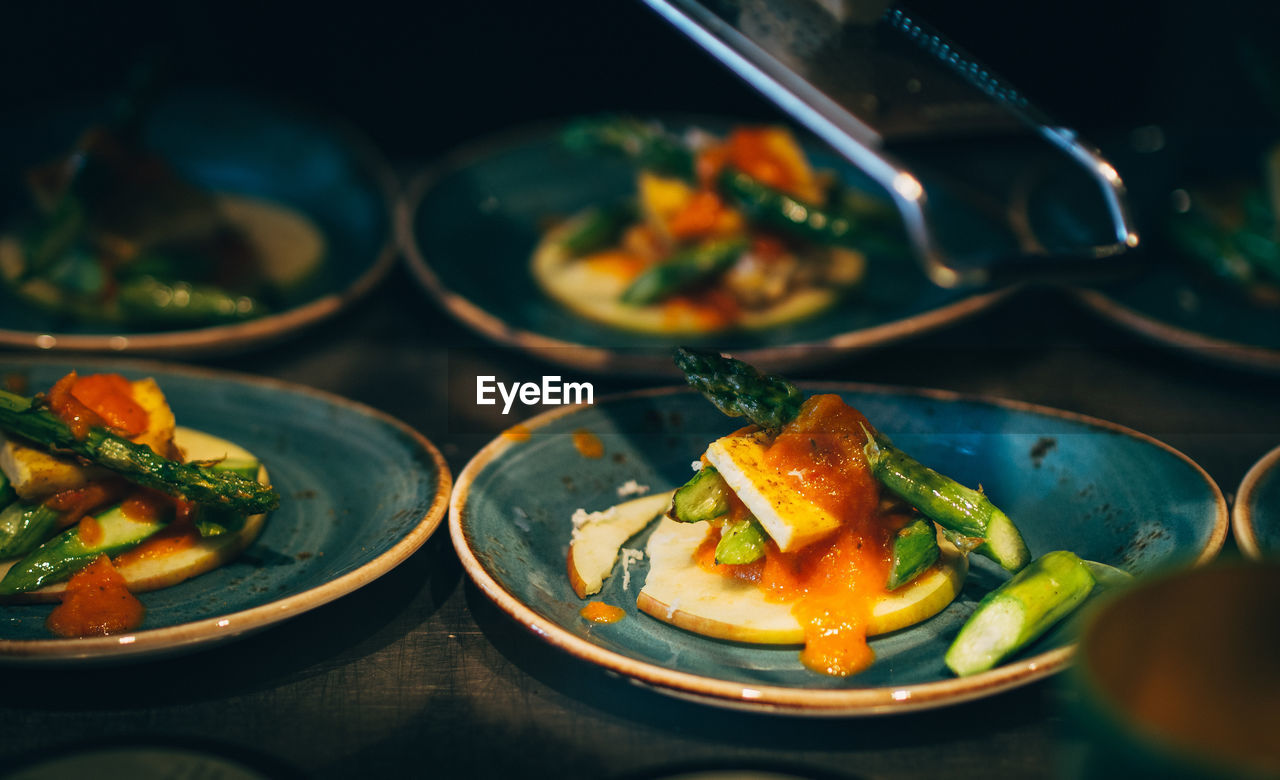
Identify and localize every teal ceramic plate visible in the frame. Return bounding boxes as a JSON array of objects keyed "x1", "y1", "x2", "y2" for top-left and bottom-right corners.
[
  {"x1": 1234, "y1": 444, "x2": 1280, "y2": 559},
  {"x1": 1073, "y1": 277, "x2": 1280, "y2": 373},
  {"x1": 398, "y1": 121, "x2": 1014, "y2": 375},
  {"x1": 0, "y1": 88, "x2": 396, "y2": 354},
  {"x1": 0, "y1": 358, "x2": 450, "y2": 664},
  {"x1": 451, "y1": 386, "x2": 1227, "y2": 715}
]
